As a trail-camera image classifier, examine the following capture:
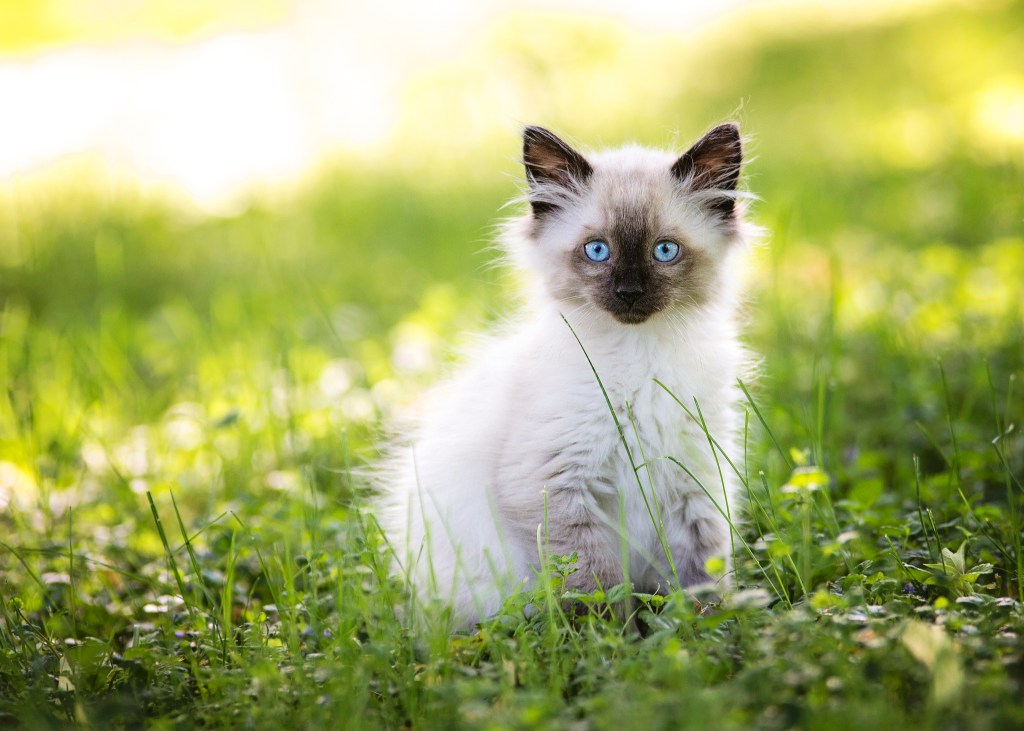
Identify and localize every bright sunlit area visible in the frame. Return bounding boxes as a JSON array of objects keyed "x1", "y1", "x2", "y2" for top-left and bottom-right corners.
[{"x1": 1, "y1": 0, "x2": 1022, "y2": 727}]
